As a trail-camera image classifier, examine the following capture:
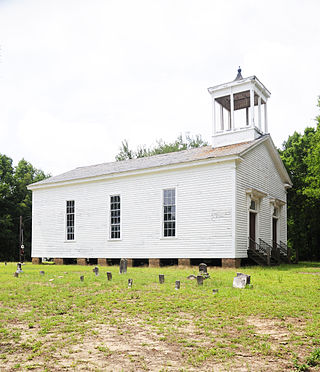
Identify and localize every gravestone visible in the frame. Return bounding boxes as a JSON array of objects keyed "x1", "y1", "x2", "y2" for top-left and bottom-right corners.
[
  {"x1": 14, "y1": 272, "x2": 19, "y2": 278},
  {"x1": 107, "y1": 272, "x2": 112, "y2": 281},
  {"x1": 93, "y1": 267, "x2": 99, "y2": 276},
  {"x1": 80, "y1": 275, "x2": 84, "y2": 282},
  {"x1": 187, "y1": 274, "x2": 197, "y2": 280},
  {"x1": 5, "y1": 262, "x2": 7, "y2": 266},
  {"x1": 16, "y1": 263, "x2": 22, "y2": 273},
  {"x1": 175, "y1": 280, "x2": 180, "y2": 290},
  {"x1": 119, "y1": 258, "x2": 128, "y2": 274},
  {"x1": 40, "y1": 271, "x2": 45, "y2": 275},
  {"x1": 159, "y1": 274, "x2": 165, "y2": 284},
  {"x1": 128, "y1": 278, "x2": 133, "y2": 288},
  {"x1": 233, "y1": 276, "x2": 247, "y2": 289},
  {"x1": 199, "y1": 263, "x2": 207, "y2": 274},
  {"x1": 197, "y1": 275, "x2": 204, "y2": 286},
  {"x1": 236, "y1": 272, "x2": 251, "y2": 285},
  {"x1": 212, "y1": 289, "x2": 219, "y2": 294}
]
